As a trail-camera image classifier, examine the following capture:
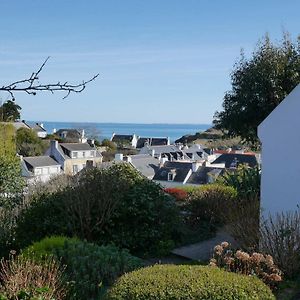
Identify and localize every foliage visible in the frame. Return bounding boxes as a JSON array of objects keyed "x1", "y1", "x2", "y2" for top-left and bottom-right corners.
[
  {"x1": 0, "y1": 156, "x2": 25, "y2": 208},
  {"x1": 224, "y1": 196, "x2": 260, "y2": 251},
  {"x1": 214, "y1": 33, "x2": 300, "y2": 144},
  {"x1": 164, "y1": 188, "x2": 188, "y2": 201},
  {"x1": 260, "y1": 209, "x2": 300, "y2": 278},
  {"x1": 22, "y1": 236, "x2": 79, "y2": 260},
  {"x1": 102, "y1": 177, "x2": 180, "y2": 256},
  {"x1": 101, "y1": 139, "x2": 117, "y2": 150},
  {"x1": 16, "y1": 127, "x2": 48, "y2": 156},
  {"x1": 185, "y1": 184, "x2": 237, "y2": 227},
  {"x1": 218, "y1": 164, "x2": 261, "y2": 199},
  {"x1": 23, "y1": 237, "x2": 142, "y2": 300},
  {"x1": 0, "y1": 101, "x2": 21, "y2": 122},
  {"x1": 16, "y1": 164, "x2": 180, "y2": 256},
  {"x1": 15, "y1": 190, "x2": 71, "y2": 249},
  {"x1": 0, "y1": 123, "x2": 24, "y2": 208},
  {"x1": 0, "y1": 255, "x2": 67, "y2": 300},
  {"x1": 210, "y1": 241, "x2": 282, "y2": 289},
  {"x1": 0, "y1": 123, "x2": 16, "y2": 157},
  {"x1": 106, "y1": 264, "x2": 275, "y2": 300}
]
